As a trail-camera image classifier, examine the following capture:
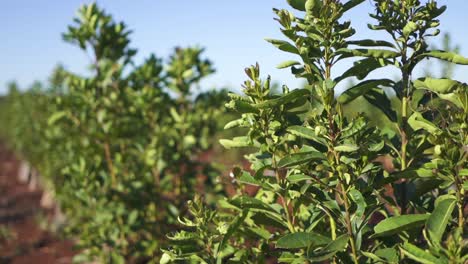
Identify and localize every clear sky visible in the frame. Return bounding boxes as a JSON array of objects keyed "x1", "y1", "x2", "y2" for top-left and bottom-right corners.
[{"x1": 1, "y1": 0, "x2": 467, "y2": 94}]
